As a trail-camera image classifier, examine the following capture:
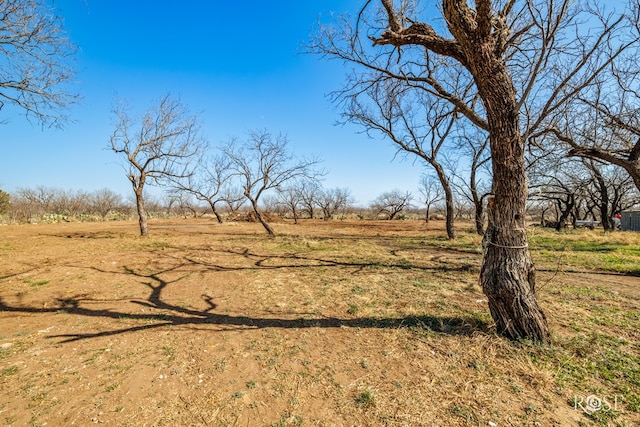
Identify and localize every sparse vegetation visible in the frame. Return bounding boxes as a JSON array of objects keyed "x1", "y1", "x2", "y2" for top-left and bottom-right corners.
[
  {"x1": 0, "y1": 219, "x2": 638, "y2": 425},
  {"x1": 25, "y1": 280, "x2": 49, "y2": 287},
  {"x1": 2, "y1": 366, "x2": 18, "y2": 376},
  {"x1": 355, "y1": 389, "x2": 376, "y2": 408}
]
